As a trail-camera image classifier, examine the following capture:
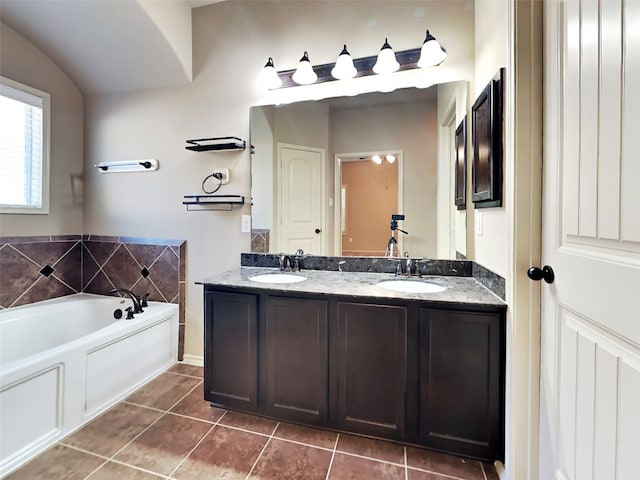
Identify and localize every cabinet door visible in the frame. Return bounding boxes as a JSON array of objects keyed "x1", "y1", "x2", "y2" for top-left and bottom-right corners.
[
  {"x1": 263, "y1": 297, "x2": 328, "y2": 424},
  {"x1": 204, "y1": 291, "x2": 258, "y2": 411},
  {"x1": 419, "y1": 308, "x2": 503, "y2": 461},
  {"x1": 335, "y1": 302, "x2": 407, "y2": 438}
]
